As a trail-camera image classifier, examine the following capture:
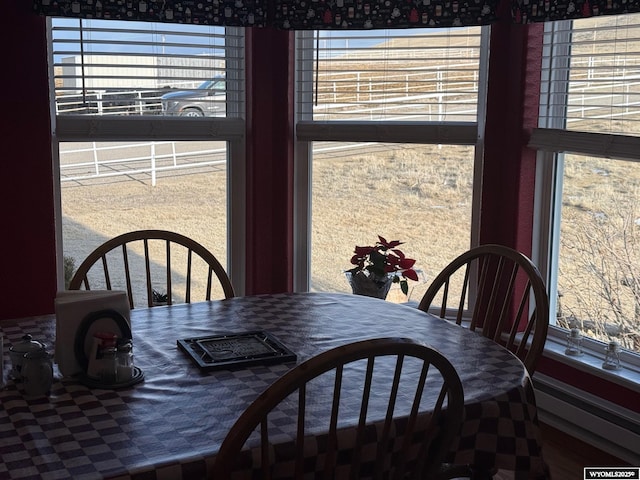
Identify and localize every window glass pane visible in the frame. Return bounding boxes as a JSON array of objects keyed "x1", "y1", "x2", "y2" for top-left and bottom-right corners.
[
  {"x1": 50, "y1": 19, "x2": 243, "y2": 118},
  {"x1": 298, "y1": 28, "x2": 482, "y2": 122},
  {"x1": 310, "y1": 142, "x2": 474, "y2": 303},
  {"x1": 541, "y1": 13, "x2": 640, "y2": 135},
  {"x1": 60, "y1": 141, "x2": 228, "y2": 306},
  {"x1": 557, "y1": 153, "x2": 640, "y2": 353}
]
